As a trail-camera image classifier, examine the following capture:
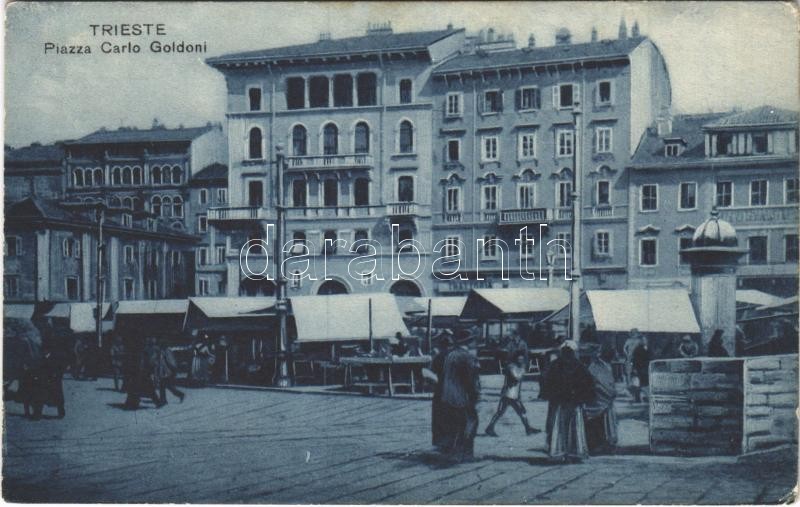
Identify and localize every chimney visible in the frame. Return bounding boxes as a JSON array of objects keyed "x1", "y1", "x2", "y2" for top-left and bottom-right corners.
[
  {"x1": 591, "y1": 26, "x2": 598, "y2": 42},
  {"x1": 555, "y1": 27, "x2": 572, "y2": 45},
  {"x1": 487, "y1": 28, "x2": 495, "y2": 42},
  {"x1": 447, "y1": 22, "x2": 453, "y2": 30},
  {"x1": 631, "y1": 20, "x2": 640, "y2": 37},
  {"x1": 319, "y1": 32, "x2": 331, "y2": 41},
  {"x1": 618, "y1": 18, "x2": 628, "y2": 39},
  {"x1": 528, "y1": 33, "x2": 536, "y2": 48}
]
